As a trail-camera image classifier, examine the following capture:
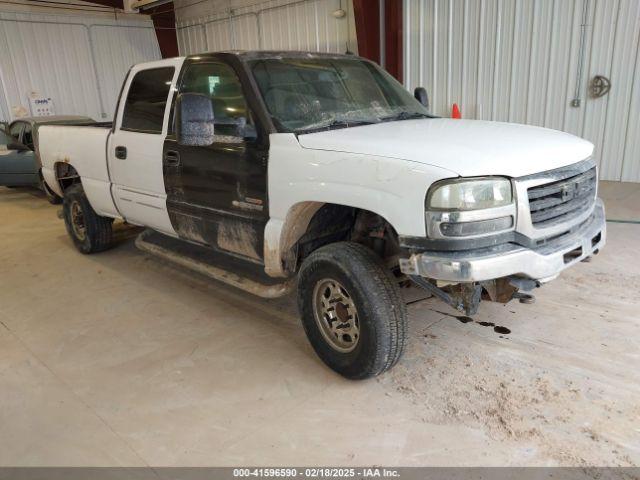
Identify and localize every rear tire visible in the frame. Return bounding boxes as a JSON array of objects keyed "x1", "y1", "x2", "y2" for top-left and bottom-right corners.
[
  {"x1": 297, "y1": 242, "x2": 407, "y2": 379},
  {"x1": 63, "y1": 183, "x2": 113, "y2": 254}
]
